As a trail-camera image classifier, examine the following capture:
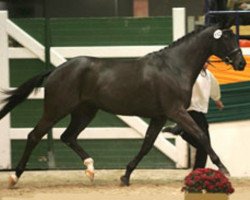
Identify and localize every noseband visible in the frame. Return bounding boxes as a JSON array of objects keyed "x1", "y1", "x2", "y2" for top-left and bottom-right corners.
[
  {"x1": 207, "y1": 47, "x2": 242, "y2": 69},
  {"x1": 222, "y1": 48, "x2": 242, "y2": 65}
]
